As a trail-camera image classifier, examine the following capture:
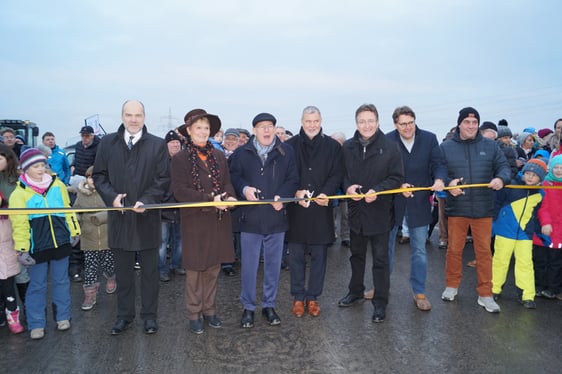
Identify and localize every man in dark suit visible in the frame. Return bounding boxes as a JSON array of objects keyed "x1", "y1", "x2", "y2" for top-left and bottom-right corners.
[{"x1": 93, "y1": 99, "x2": 170, "y2": 335}]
